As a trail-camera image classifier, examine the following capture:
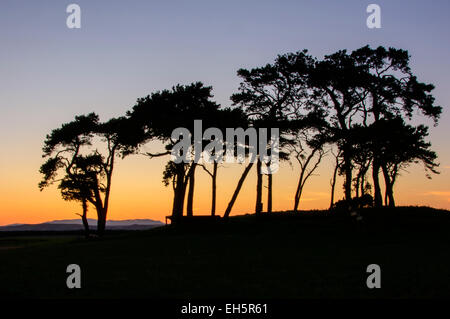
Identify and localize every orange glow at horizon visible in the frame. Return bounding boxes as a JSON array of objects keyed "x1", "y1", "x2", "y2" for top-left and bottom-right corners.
[{"x1": 1, "y1": 142, "x2": 450, "y2": 226}]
